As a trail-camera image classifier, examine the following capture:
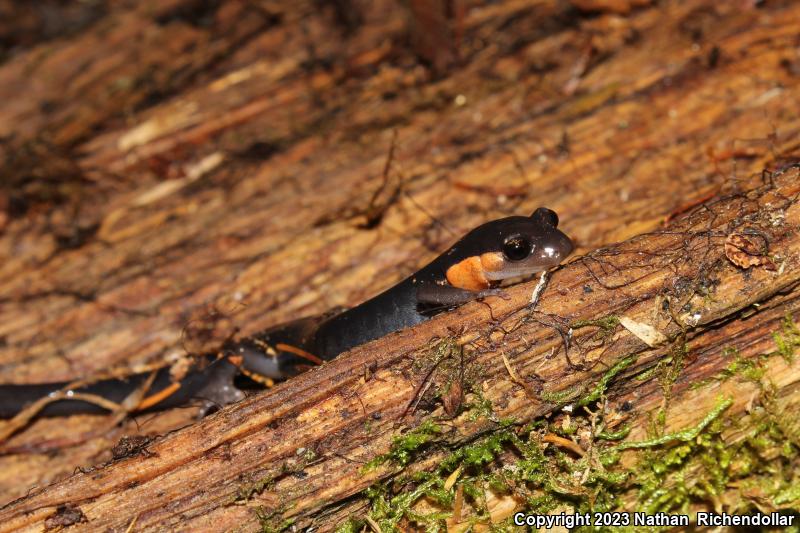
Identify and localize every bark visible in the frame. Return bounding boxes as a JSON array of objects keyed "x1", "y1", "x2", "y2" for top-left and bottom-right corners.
[
  {"x1": 1, "y1": 0, "x2": 800, "y2": 530},
  {"x1": 1, "y1": 168, "x2": 798, "y2": 531}
]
